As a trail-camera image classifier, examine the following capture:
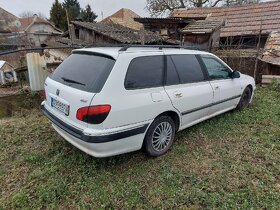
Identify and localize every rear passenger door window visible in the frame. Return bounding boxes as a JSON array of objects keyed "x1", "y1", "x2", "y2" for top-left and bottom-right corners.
[
  {"x1": 167, "y1": 55, "x2": 206, "y2": 85},
  {"x1": 125, "y1": 56, "x2": 164, "y2": 89},
  {"x1": 201, "y1": 56, "x2": 231, "y2": 80},
  {"x1": 166, "y1": 56, "x2": 181, "y2": 86}
]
